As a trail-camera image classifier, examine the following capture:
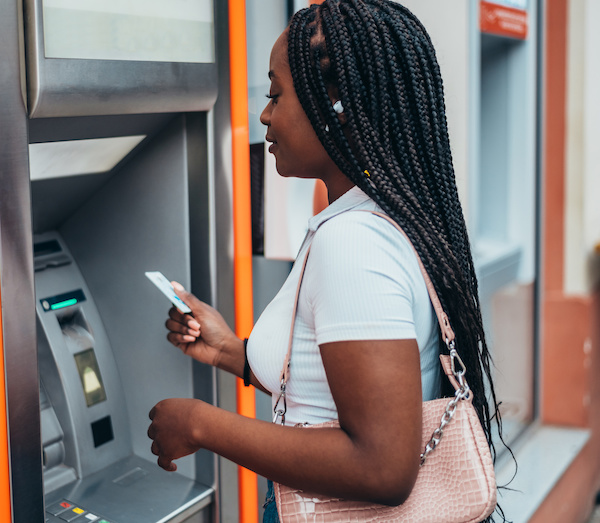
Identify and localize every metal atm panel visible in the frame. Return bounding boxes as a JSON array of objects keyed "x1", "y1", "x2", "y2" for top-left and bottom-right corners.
[
  {"x1": 1, "y1": 0, "x2": 225, "y2": 520},
  {"x1": 24, "y1": 0, "x2": 218, "y2": 118},
  {"x1": 28, "y1": 115, "x2": 216, "y2": 523}
]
